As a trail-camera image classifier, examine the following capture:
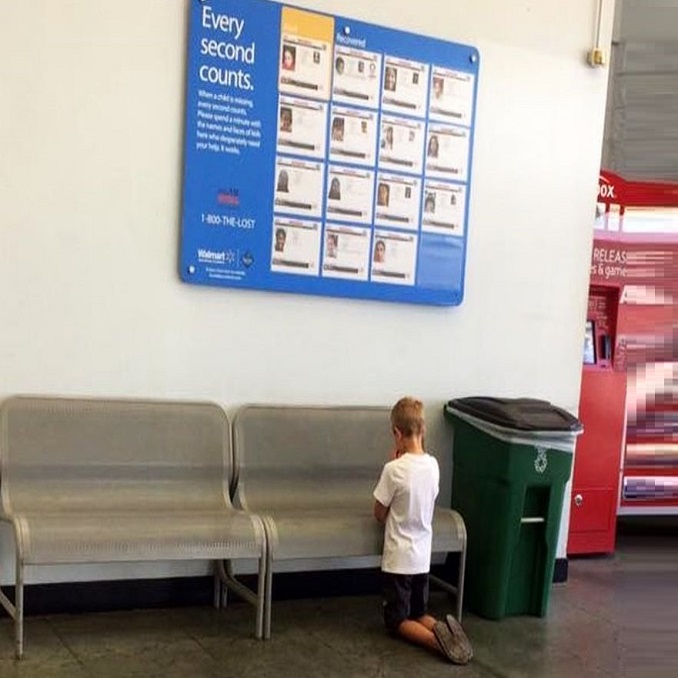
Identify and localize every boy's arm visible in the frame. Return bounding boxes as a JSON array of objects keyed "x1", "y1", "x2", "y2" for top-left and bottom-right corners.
[
  {"x1": 373, "y1": 500, "x2": 389, "y2": 523},
  {"x1": 373, "y1": 462, "x2": 394, "y2": 524}
]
